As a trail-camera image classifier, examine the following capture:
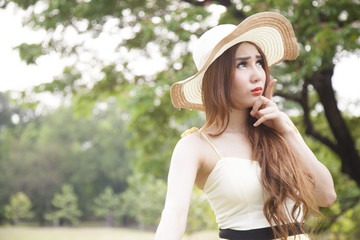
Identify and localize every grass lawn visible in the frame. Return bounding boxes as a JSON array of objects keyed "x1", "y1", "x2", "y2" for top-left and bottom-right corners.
[{"x1": 0, "y1": 226, "x2": 219, "y2": 240}]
